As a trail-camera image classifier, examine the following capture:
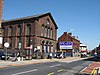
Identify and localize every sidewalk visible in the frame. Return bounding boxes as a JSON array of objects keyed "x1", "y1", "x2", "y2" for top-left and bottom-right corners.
[
  {"x1": 0, "y1": 57, "x2": 82, "y2": 68},
  {"x1": 80, "y1": 62, "x2": 100, "y2": 74}
]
